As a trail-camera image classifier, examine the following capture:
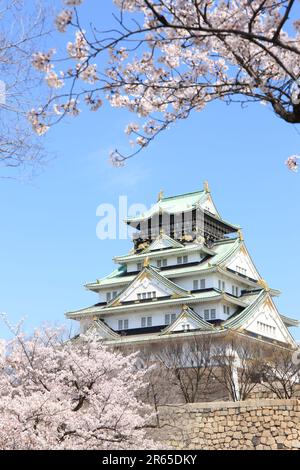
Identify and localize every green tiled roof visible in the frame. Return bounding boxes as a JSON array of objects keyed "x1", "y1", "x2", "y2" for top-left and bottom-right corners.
[
  {"x1": 280, "y1": 314, "x2": 300, "y2": 327},
  {"x1": 103, "y1": 328, "x2": 223, "y2": 346},
  {"x1": 113, "y1": 242, "x2": 215, "y2": 264},
  {"x1": 223, "y1": 290, "x2": 264, "y2": 329},
  {"x1": 87, "y1": 319, "x2": 120, "y2": 339},
  {"x1": 97, "y1": 265, "x2": 126, "y2": 282},
  {"x1": 201, "y1": 238, "x2": 240, "y2": 268},
  {"x1": 86, "y1": 237, "x2": 240, "y2": 290},
  {"x1": 222, "y1": 291, "x2": 298, "y2": 345},
  {"x1": 125, "y1": 190, "x2": 207, "y2": 223},
  {"x1": 160, "y1": 305, "x2": 214, "y2": 335},
  {"x1": 124, "y1": 189, "x2": 239, "y2": 231},
  {"x1": 66, "y1": 289, "x2": 247, "y2": 319},
  {"x1": 105, "y1": 265, "x2": 191, "y2": 308},
  {"x1": 143, "y1": 233, "x2": 184, "y2": 251}
]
